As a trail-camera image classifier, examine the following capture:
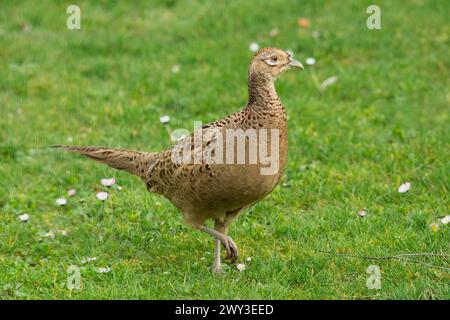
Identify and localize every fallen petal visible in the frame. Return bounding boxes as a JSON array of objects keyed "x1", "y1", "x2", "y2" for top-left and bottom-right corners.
[
  {"x1": 429, "y1": 222, "x2": 440, "y2": 232},
  {"x1": 68, "y1": 189, "x2": 76, "y2": 197},
  {"x1": 305, "y1": 57, "x2": 316, "y2": 66},
  {"x1": 19, "y1": 214, "x2": 29, "y2": 222},
  {"x1": 56, "y1": 198, "x2": 67, "y2": 206},
  {"x1": 358, "y1": 210, "x2": 367, "y2": 217},
  {"x1": 320, "y1": 76, "x2": 338, "y2": 89},
  {"x1": 159, "y1": 115, "x2": 170, "y2": 124},
  {"x1": 398, "y1": 182, "x2": 411, "y2": 193},
  {"x1": 96, "y1": 192, "x2": 108, "y2": 201},
  {"x1": 249, "y1": 42, "x2": 259, "y2": 52},
  {"x1": 81, "y1": 257, "x2": 97, "y2": 264},
  {"x1": 101, "y1": 178, "x2": 116, "y2": 187},
  {"x1": 440, "y1": 216, "x2": 450, "y2": 225},
  {"x1": 96, "y1": 267, "x2": 111, "y2": 273},
  {"x1": 236, "y1": 263, "x2": 246, "y2": 272}
]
